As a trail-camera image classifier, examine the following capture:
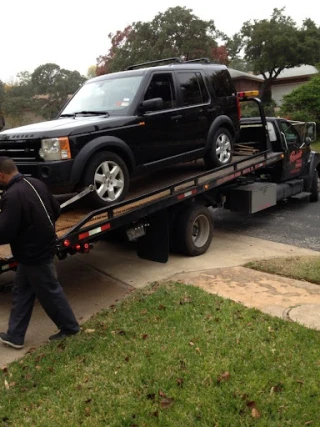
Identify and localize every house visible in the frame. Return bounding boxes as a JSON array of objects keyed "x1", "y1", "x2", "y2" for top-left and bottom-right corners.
[
  {"x1": 264, "y1": 65, "x2": 318, "y2": 105},
  {"x1": 228, "y1": 68, "x2": 262, "y2": 92},
  {"x1": 228, "y1": 65, "x2": 318, "y2": 105}
]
